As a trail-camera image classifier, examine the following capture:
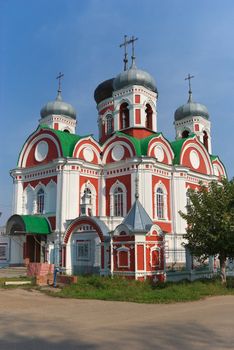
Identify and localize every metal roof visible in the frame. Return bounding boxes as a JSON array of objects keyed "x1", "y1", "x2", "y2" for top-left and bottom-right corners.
[{"x1": 122, "y1": 199, "x2": 153, "y2": 232}]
